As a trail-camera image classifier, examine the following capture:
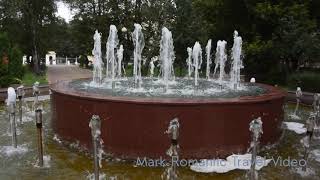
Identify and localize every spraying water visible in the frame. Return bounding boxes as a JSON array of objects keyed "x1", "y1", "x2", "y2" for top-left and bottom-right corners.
[
  {"x1": 205, "y1": 39, "x2": 212, "y2": 79},
  {"x1": 230, "y1": 31, "x2": 243, "y2": 89},
  {"x1": 132, "y1": 24, "x2": 145, "y2": 88},
  {"x1": 7, "y1": 87, "x2": 17, "y2": 148},
  {"x1": 249, "y1": 117, "x2": 263, "y2": 180},
  {"x1": 159, "y1": 27, "x2": 175, "y2": 91},
  {"x1": 117, "y1": 45, "x2": 124, "y2": 78},
  {"x1": 186, "y1": 47, "x2": 193, "y2": 78},
  {"x1": 92, "y1": 30, "x2": 103, "y2": 85},
  {"x1": 214, "y1": 40, "x2": 227, "y2": 82},
  {"x1": 192, "y1": 42, "x2": 202, "y2": 87},
  {"x1": 106, "y1": 25, "x2": 119, "y2": 82}
]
